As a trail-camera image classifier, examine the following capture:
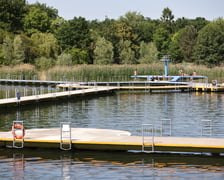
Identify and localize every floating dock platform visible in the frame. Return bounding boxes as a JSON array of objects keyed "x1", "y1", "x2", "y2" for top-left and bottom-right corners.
[{"x1": 0, "y1": 128, "x2": 224, "y2": 154}]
